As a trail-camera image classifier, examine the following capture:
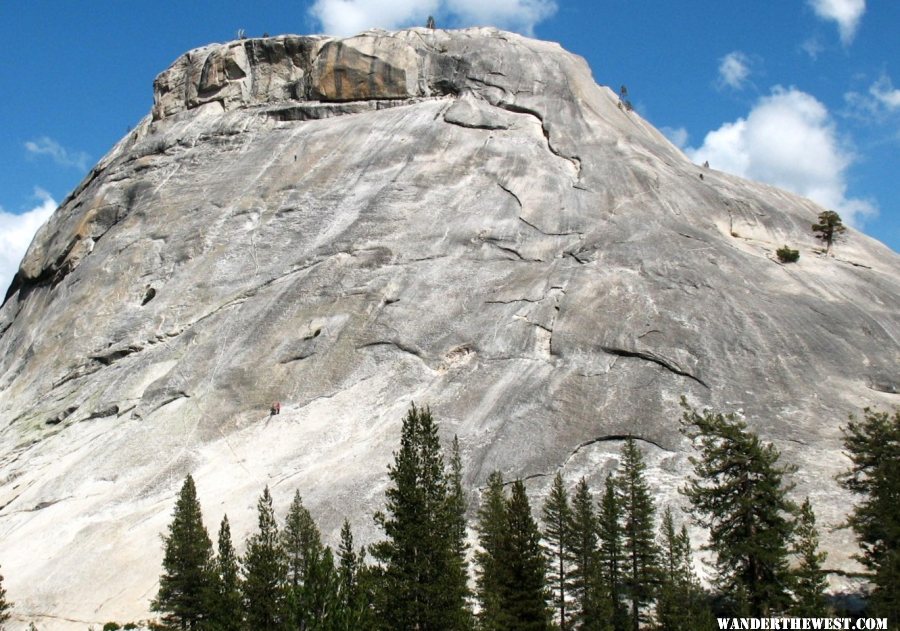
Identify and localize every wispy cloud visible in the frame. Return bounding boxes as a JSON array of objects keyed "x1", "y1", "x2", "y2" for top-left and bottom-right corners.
[
  {"x1": 661, "y1": 126, "x2": 689, "y2": 149},
  {"x1": 844, "y1": 73, "x2": 900, "y2": 122},
  {"x1": 718, "y1": 51, "x2": 752, "y2": 90},
  {"x1": 688, "y1": 86, "x2": 876, "y2": 227},
  {"x1": 807, "y1": 0, "x2": 866, "y2": 45},
  {"x1": 869, "y1": 75, "x2": 900, "y2": 110},
  {"x1": 800, "y1": 37, "x2": 824, "y2": 60},
  {"x1": 0, "y1": 189, "x2": 57, "y2": 295},
  {"x1": 309, "y1": 0, "x2": 557, "y2": 37},
  {"x1": 24, "y1": 136, "x2": 90, "y2": 171}
]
